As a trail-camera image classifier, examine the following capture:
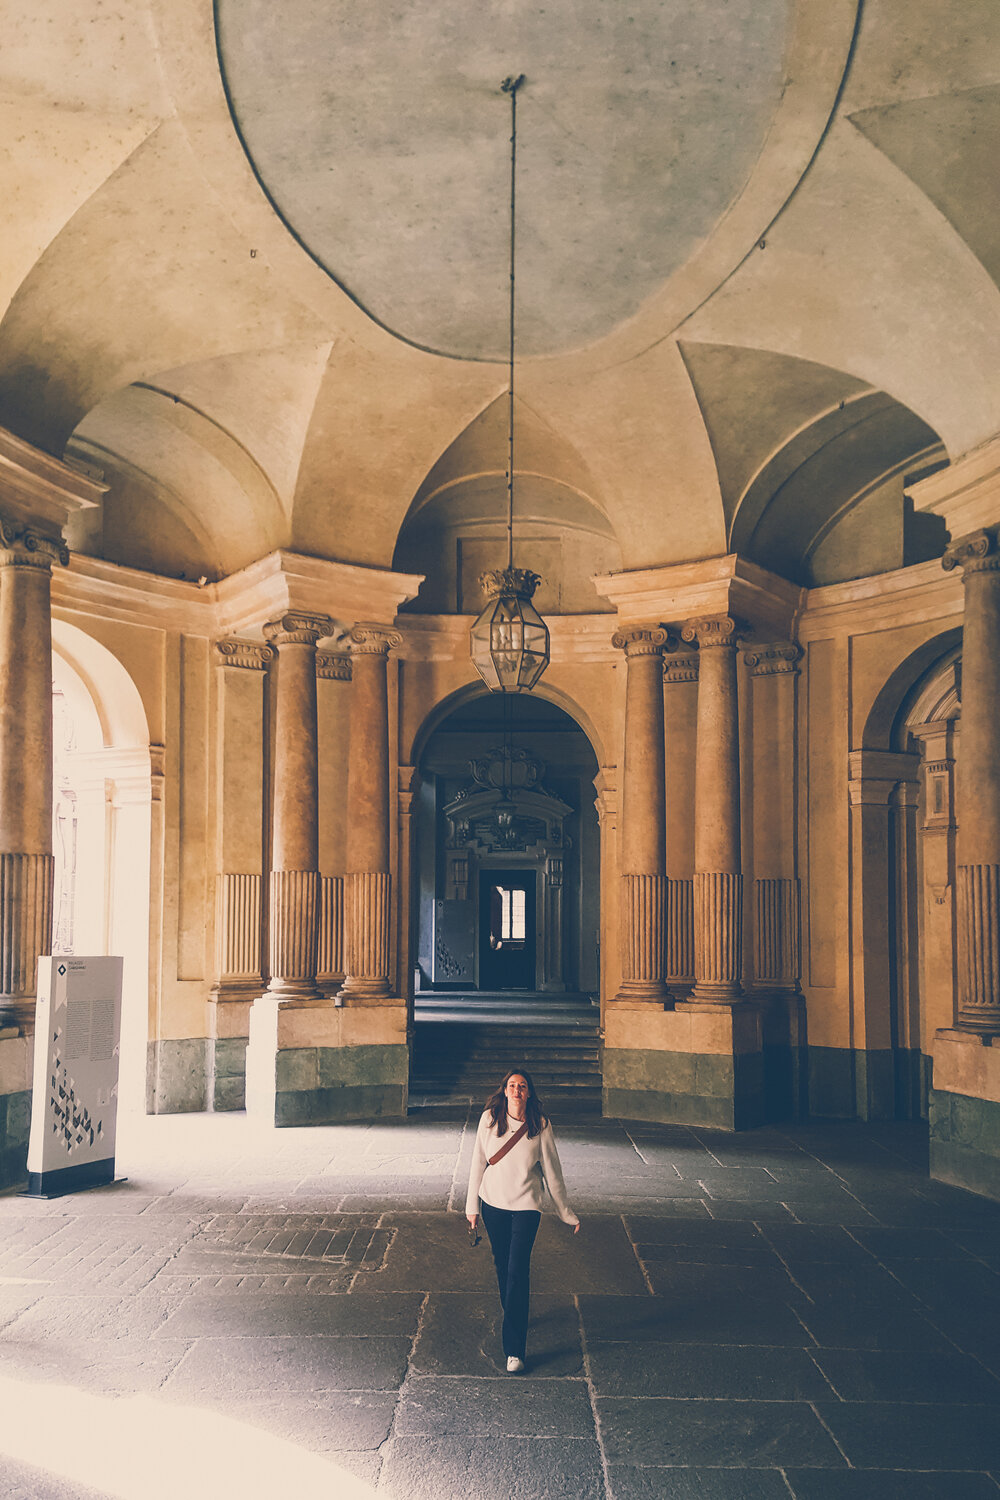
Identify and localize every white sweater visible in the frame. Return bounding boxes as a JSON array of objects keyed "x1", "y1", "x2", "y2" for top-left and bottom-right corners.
[{"x1": 466, "y1": 1111, "x2": 579, "y2": 1225}]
